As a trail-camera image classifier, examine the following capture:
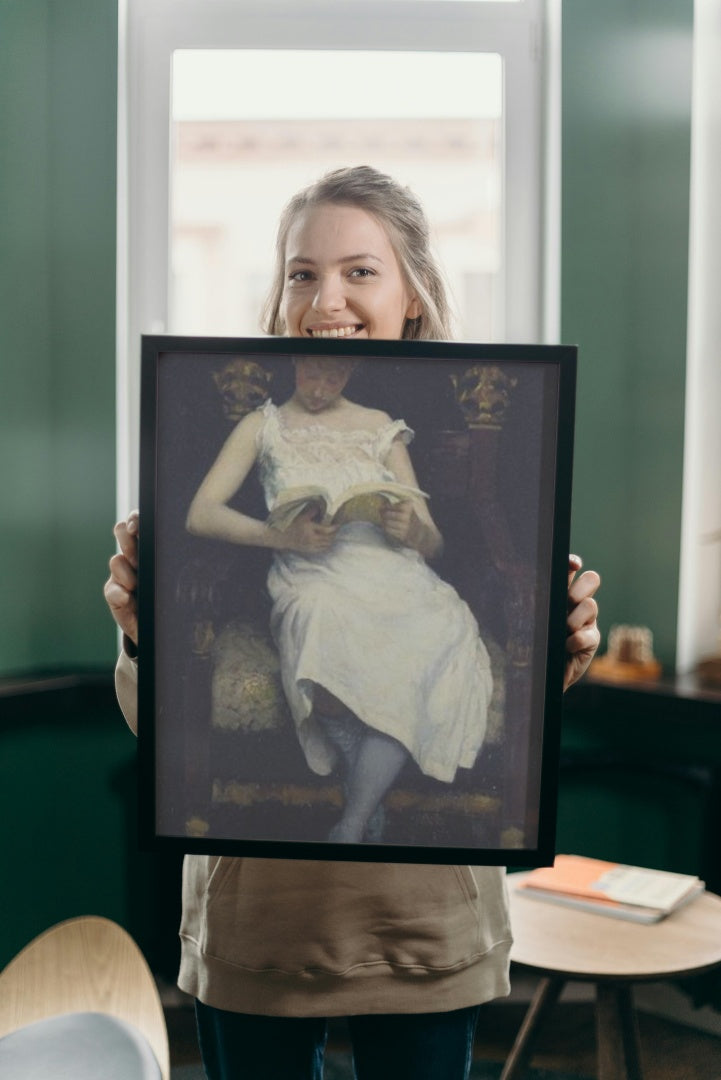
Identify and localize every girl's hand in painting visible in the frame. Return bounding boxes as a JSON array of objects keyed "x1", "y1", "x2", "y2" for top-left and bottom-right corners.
[
  {"x1": 277, "y1": 508, "x2": 339, "y2": 555},
  {"x1": 564, "y1": 554, "x2": 601, "y2": 691},
  {"x1": 104, "y1": 510, "x2": 140, "y2": 647},
  {"x1": 381, "y1": 500, "x2": 443, "y2": 559}
]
